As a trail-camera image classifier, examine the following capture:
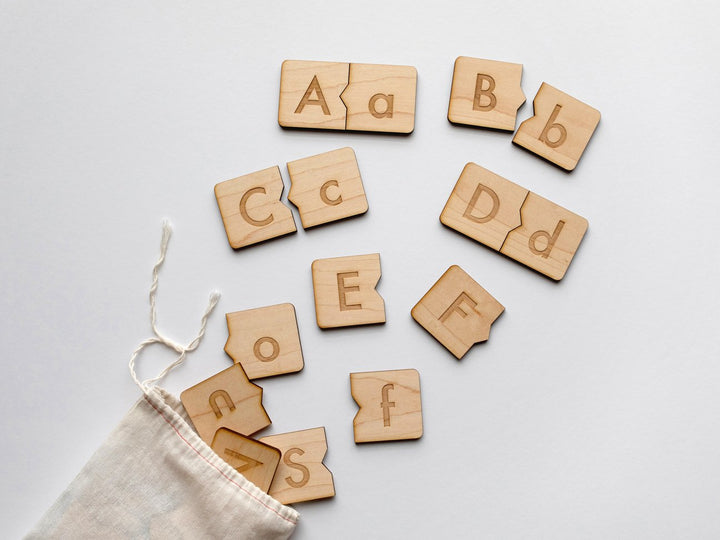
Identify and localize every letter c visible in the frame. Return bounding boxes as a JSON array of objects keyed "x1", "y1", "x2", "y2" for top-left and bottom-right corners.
[{"x1": 239, "y1": 187, "x2": 274, "y2": 227}]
